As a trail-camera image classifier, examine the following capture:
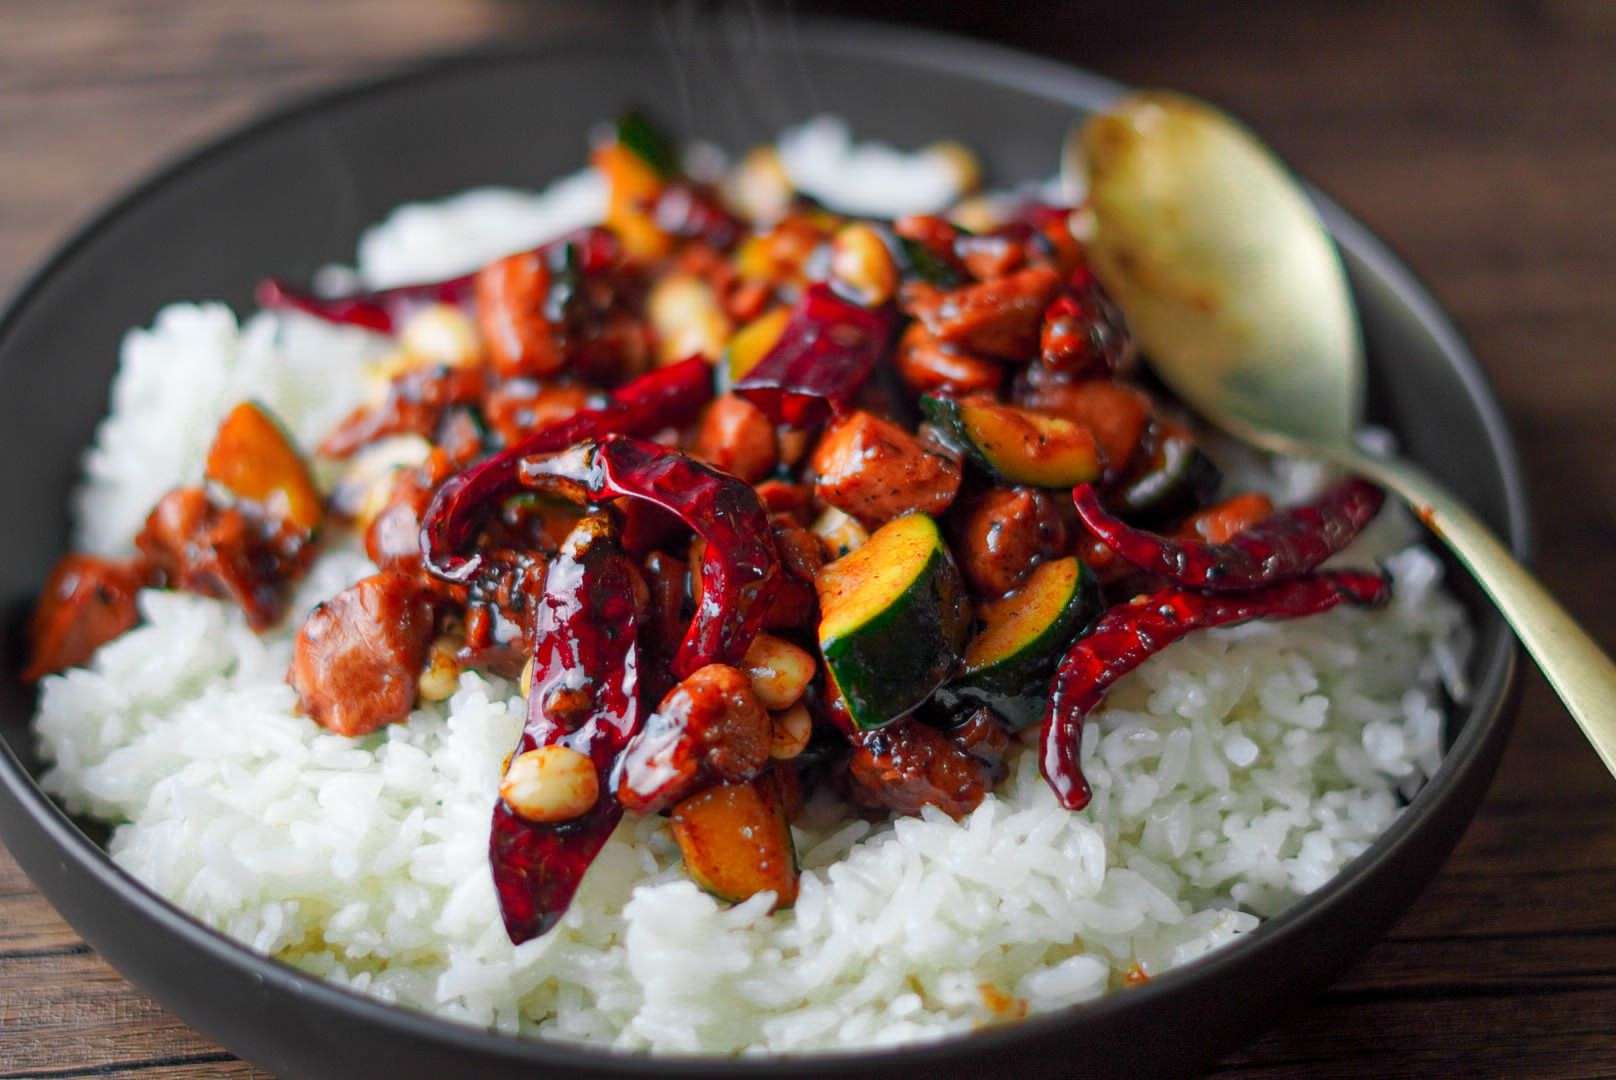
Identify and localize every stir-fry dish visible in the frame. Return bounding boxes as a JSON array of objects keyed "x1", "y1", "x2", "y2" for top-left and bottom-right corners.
[{"x1": 28, "y1": 114, "x2": 1394, "y2": 946}]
